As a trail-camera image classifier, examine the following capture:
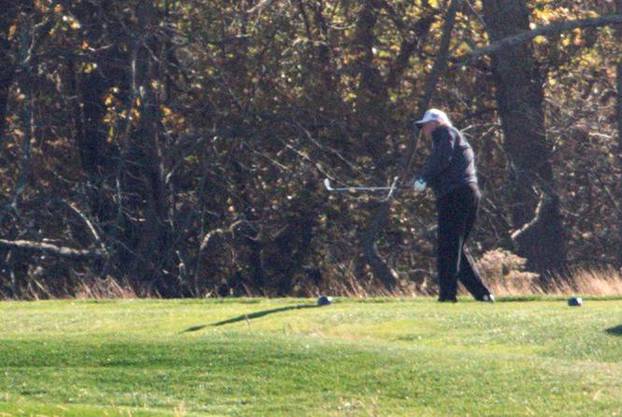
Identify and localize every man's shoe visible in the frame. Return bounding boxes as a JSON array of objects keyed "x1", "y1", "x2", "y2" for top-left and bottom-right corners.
[
  {"x1": 438, "y1": 296, "x2": 458, "y2": 303},
  {"x1": 481, "y1": 294, "x2": 495, "y2": 303}
]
